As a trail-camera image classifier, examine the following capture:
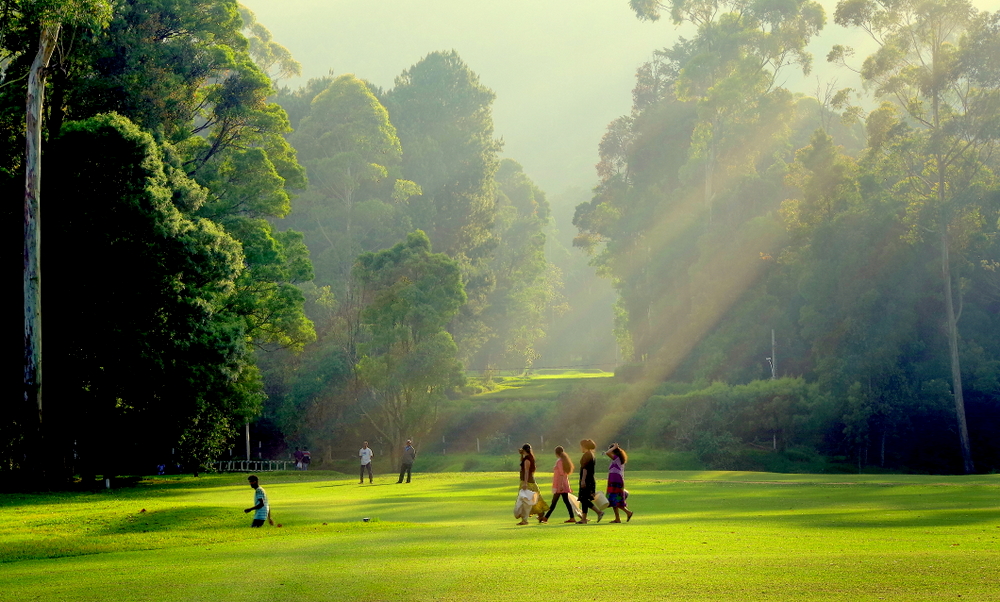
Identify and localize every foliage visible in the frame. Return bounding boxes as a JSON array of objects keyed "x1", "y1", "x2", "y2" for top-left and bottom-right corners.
[
  {"x1": 2, "y1": 0, "x2": 314, "y2": 479},
  {"x1": 383, "y1": 51, "x2": 505, "y2": 361},
  {"x1": 352, "y1": 231, "x2": 467, "y2": 457},
  {"x1": 562, "y1": 0, "x2": 1000, "y2": 474},
  {"x1": 466, "y1": 159, "x2": 562, "y2": 371},
  {"x1": 43, "y1": 113, "x2": 256, "y2": 477}
]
